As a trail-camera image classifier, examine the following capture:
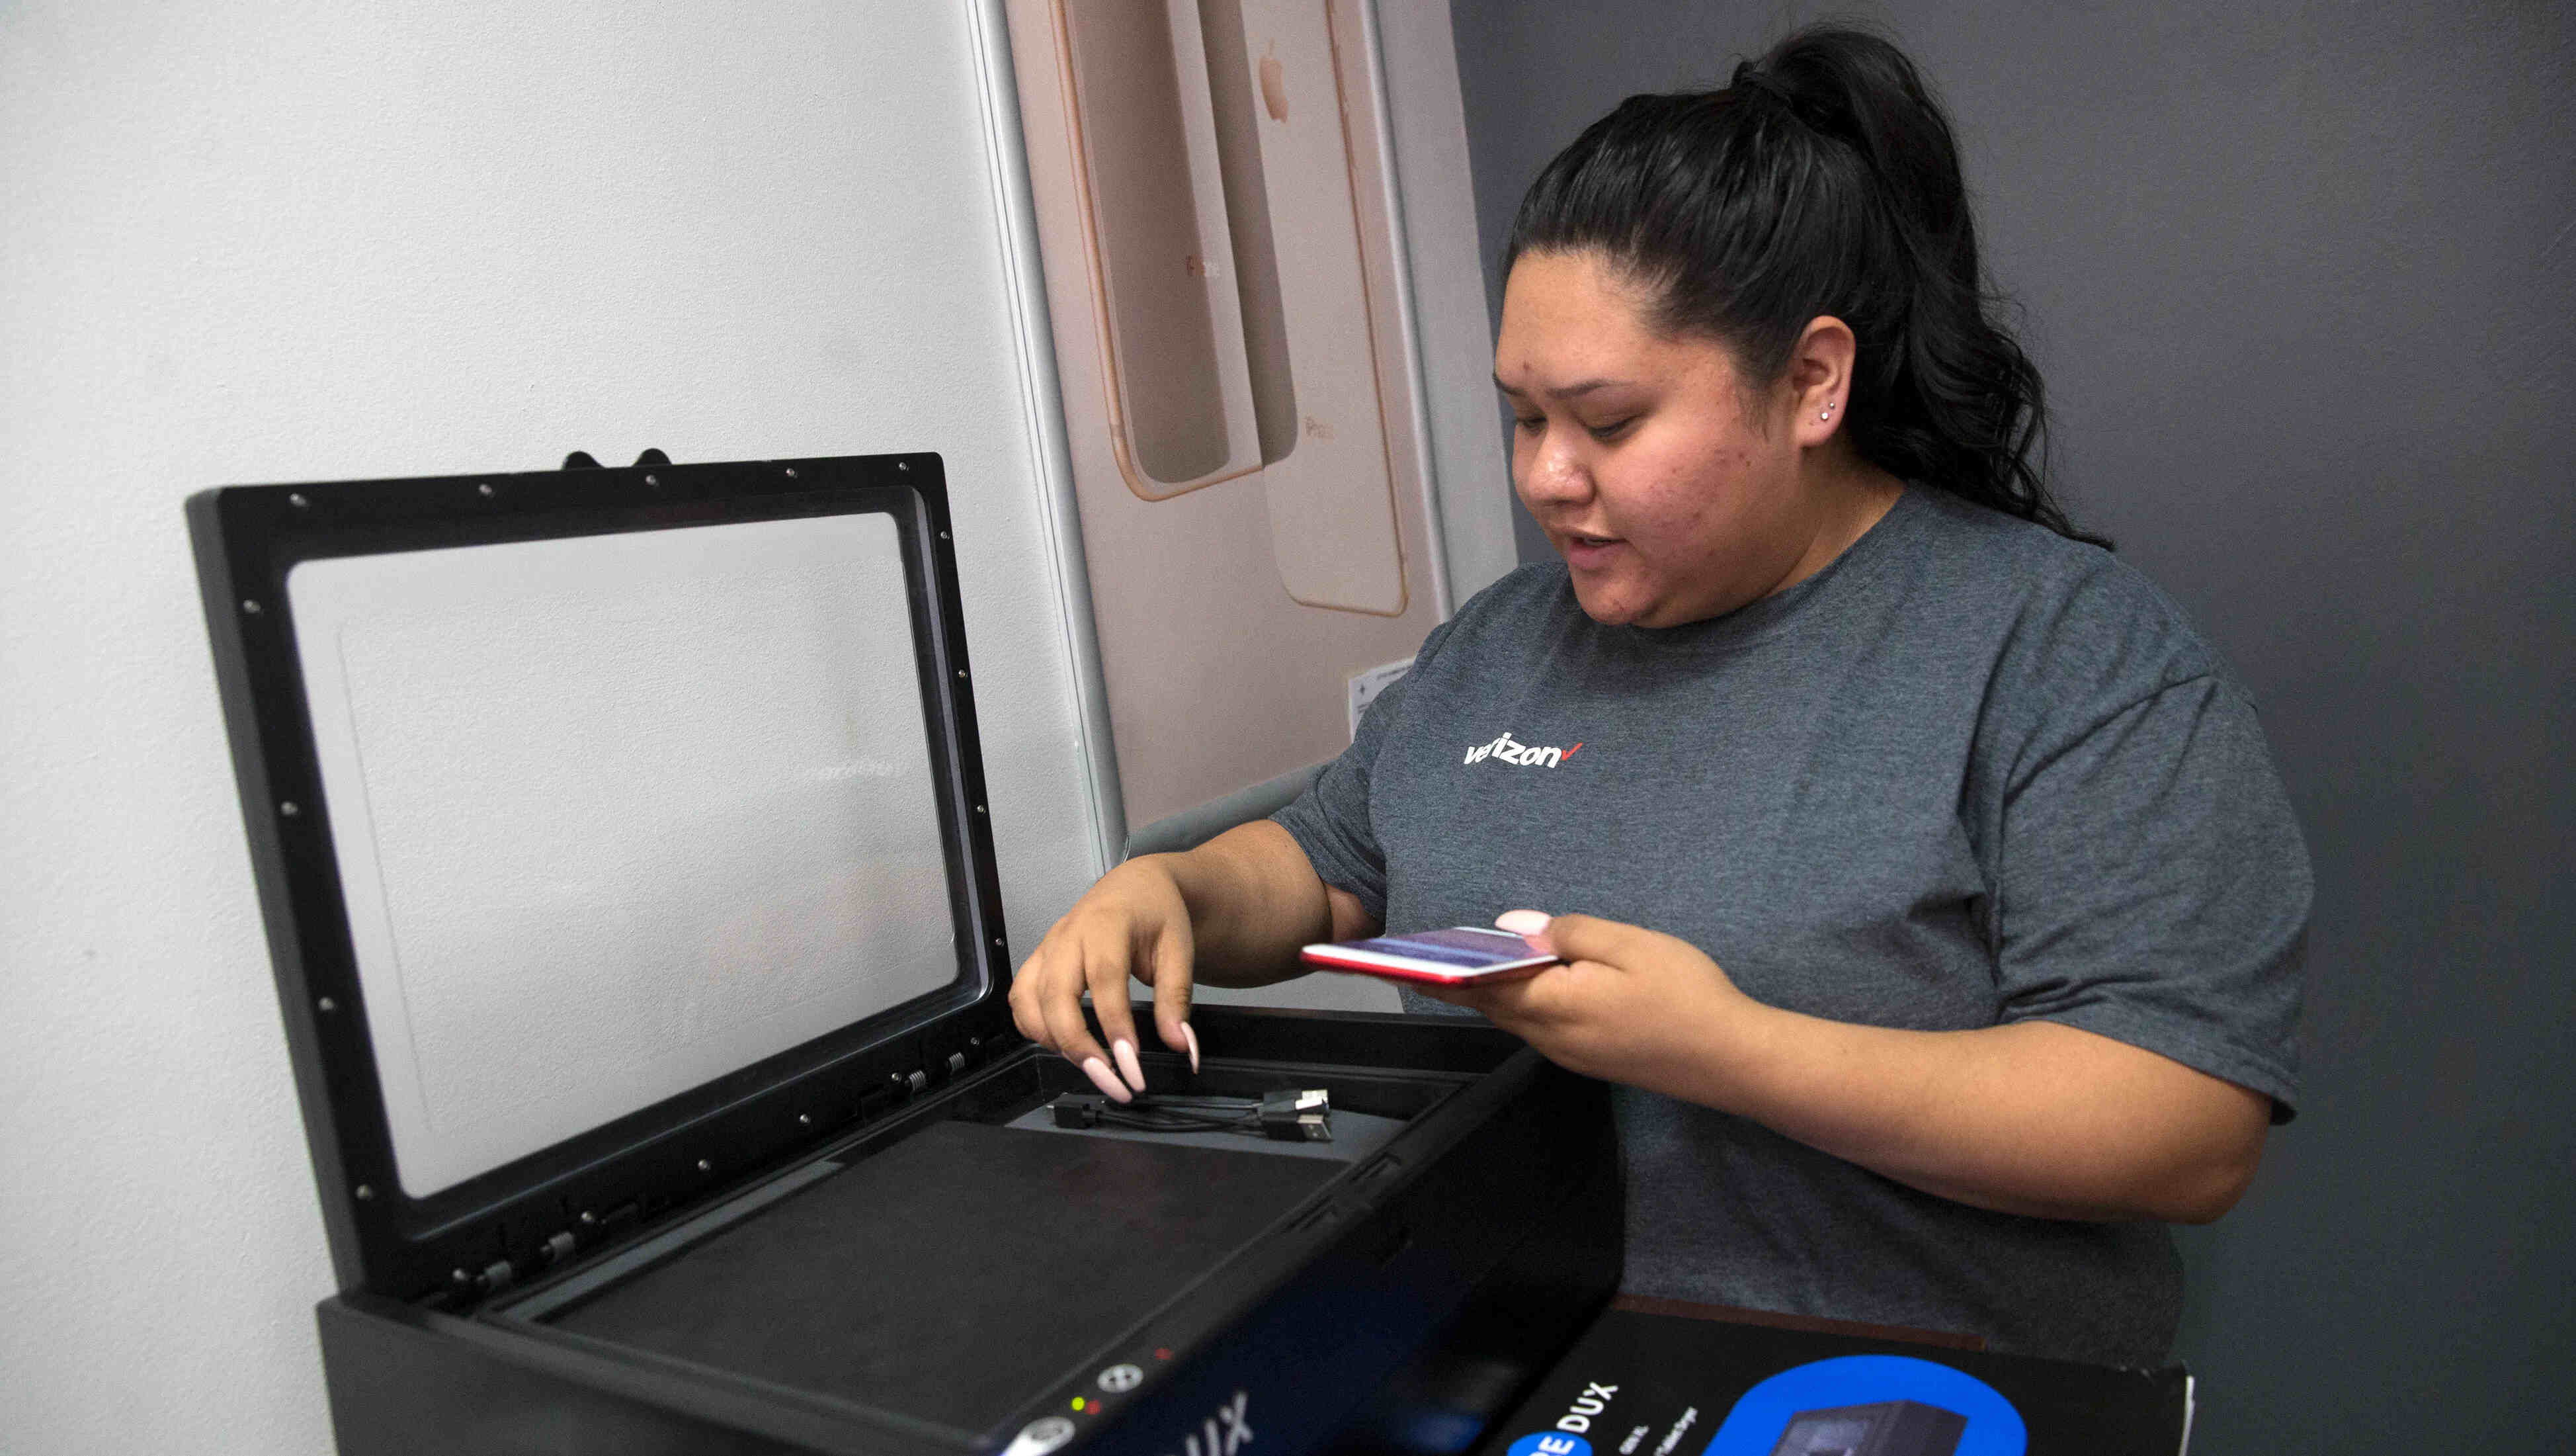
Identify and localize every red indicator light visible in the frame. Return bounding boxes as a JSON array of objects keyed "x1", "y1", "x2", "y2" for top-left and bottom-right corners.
[{"x1": 1154, "y1": 1348, "x2": 1173, "y2": 1361}]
